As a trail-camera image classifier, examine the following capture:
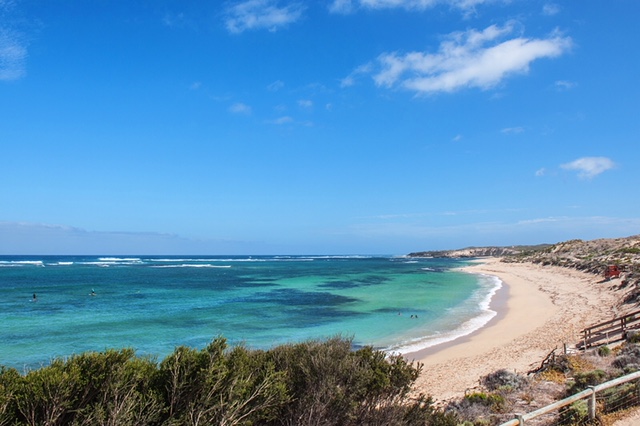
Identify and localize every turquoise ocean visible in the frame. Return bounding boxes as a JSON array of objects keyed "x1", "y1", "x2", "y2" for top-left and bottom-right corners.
[{"x1": 0, "y1": 255, "x2": 501, "y2": 369}]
